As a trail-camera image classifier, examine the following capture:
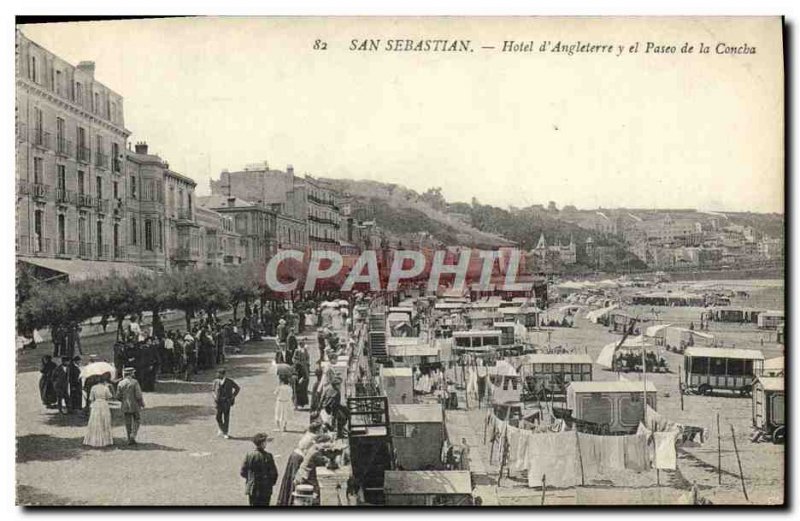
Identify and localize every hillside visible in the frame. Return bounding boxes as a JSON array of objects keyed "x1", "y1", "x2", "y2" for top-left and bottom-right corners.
[{"x1": 321, "y1": 179, "x2": 515, "y2": 248}]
